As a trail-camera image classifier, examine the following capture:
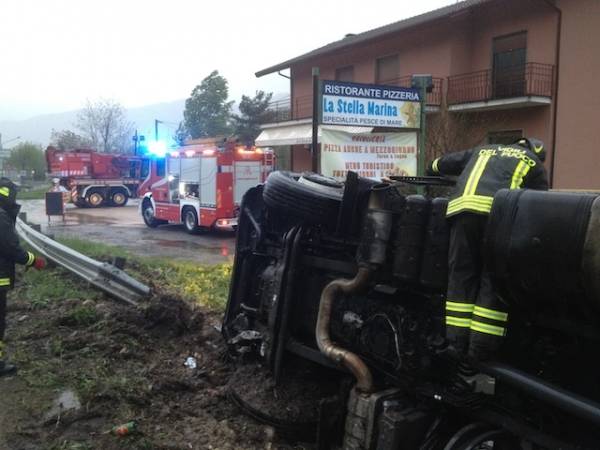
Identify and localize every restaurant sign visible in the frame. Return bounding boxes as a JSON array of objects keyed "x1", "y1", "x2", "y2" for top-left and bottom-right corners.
[
  {"x1": 320, "y1": 128, "x2": 417, "y2": 181},
  {"x1": 321, "y1": 80, "x2": 421, "y2": 129}
]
